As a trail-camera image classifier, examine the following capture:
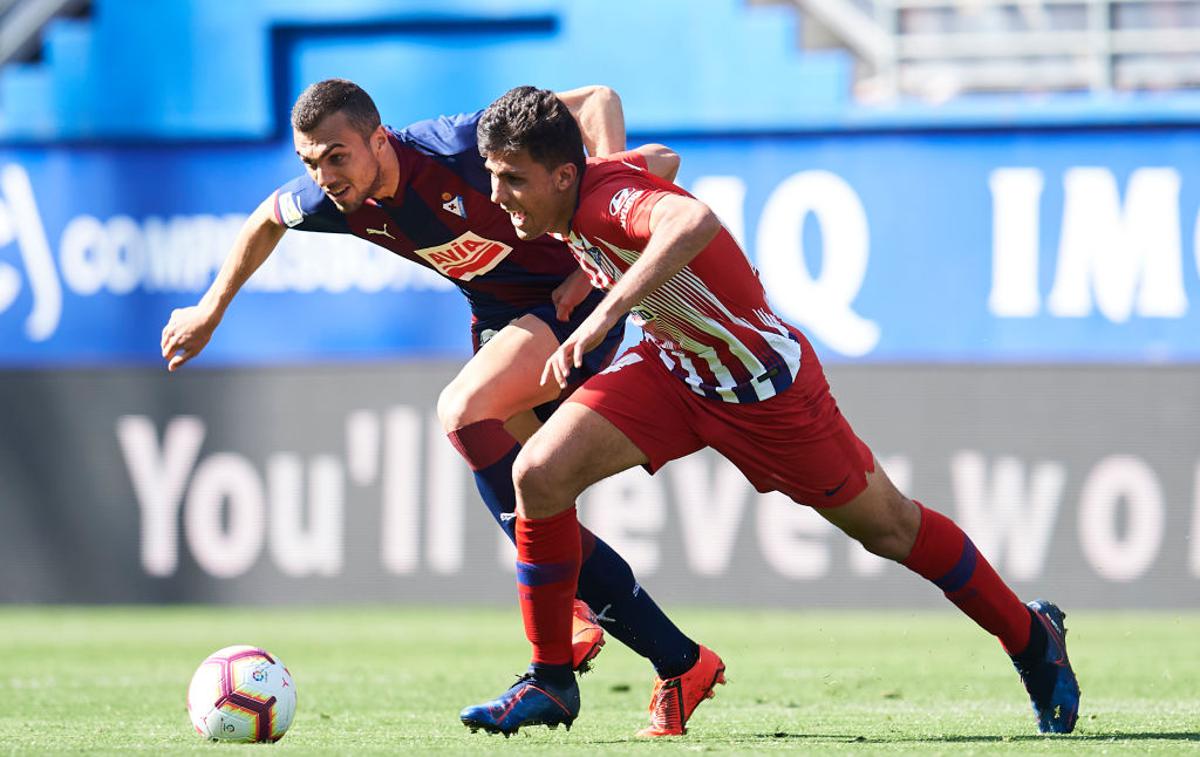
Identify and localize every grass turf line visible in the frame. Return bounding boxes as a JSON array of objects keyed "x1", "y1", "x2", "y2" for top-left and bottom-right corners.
[{"x1": 0, "y1": 606, "x2": 1196, "y2": 754}]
